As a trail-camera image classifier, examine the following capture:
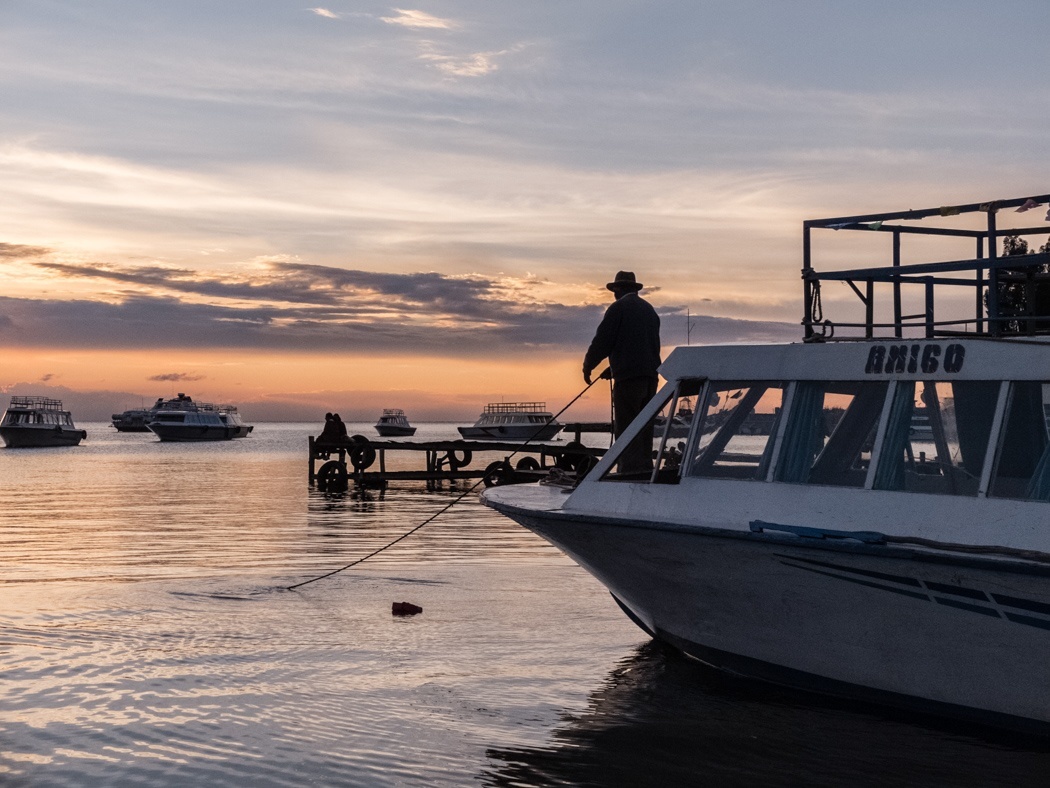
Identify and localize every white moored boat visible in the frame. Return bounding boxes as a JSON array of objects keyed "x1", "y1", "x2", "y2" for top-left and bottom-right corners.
[
  {"x1": 374, "y1": 408, "x2": 417, "y2": 437},
  {"x1": 0, "y1": 396, "x2": 87, "y2": 448},
  {"x1": 484, "y1": 194, "x2": 1050, "y2": 731},
  {"x1": 147, "y1": 393, "x2": 253, "y2": 441},
  {"x1": 458, "y1": 402, "x2": 562, "y2": 441}
]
